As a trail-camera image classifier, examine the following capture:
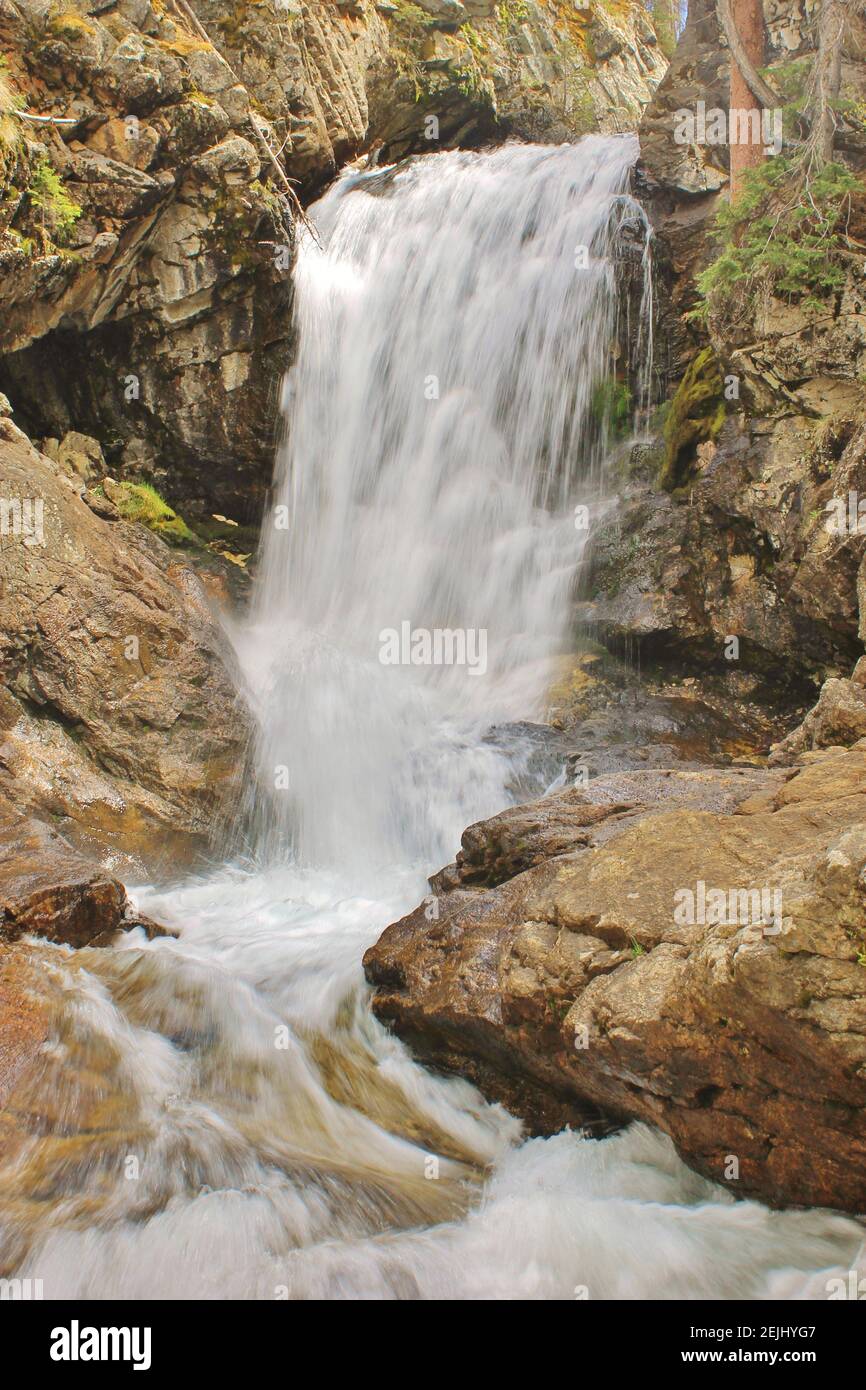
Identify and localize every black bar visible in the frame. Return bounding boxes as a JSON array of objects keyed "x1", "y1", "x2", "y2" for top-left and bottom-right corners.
[{"x1": 4, "y1": 1298, "x2": 862, "y2": 1374}]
